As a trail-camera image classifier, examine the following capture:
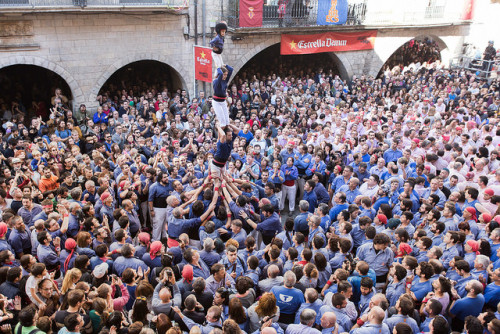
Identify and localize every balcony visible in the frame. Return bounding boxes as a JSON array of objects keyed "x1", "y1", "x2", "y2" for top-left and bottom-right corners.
[
  {"x1": 223, "y1": 0, "x2": 466, "y2": 30},
  {"x1": 0, "y1": 0, "x2": 189, "y2": 13}
]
